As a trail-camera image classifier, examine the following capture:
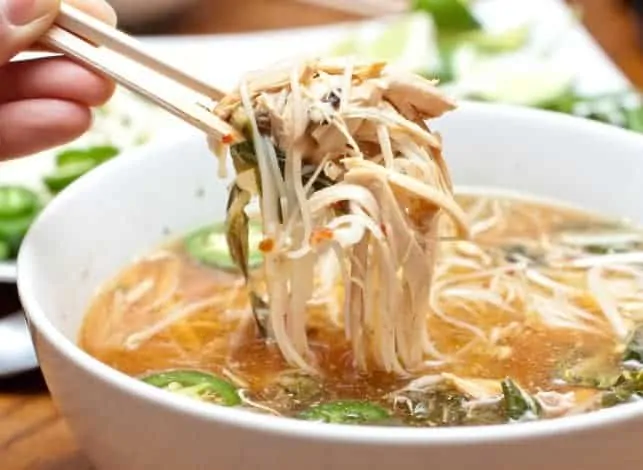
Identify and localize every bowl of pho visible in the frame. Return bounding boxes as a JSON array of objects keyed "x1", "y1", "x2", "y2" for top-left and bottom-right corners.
[{"x1": 17, "y1": 59, "x2": 643, "y2": 470}]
